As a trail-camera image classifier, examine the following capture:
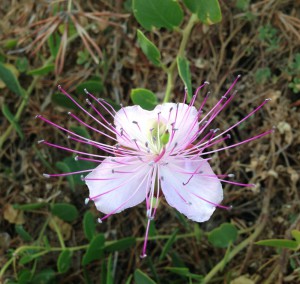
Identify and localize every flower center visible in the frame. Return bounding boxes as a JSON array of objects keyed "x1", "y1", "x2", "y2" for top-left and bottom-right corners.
[{"x1": 149, "y1": 120, "x2": 170, "y2": 156}]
